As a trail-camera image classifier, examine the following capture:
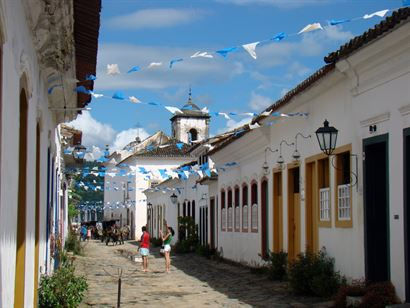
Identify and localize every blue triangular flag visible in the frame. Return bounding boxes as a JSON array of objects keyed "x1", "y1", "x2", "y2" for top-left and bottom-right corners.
[
  {"x1": 328, "y1": 19, "x2": 350, "y2": 26},
  {"x1": 170, "y1": 58, "x2": 183, "y2": 68},
  {"x1": 75, "y1": 86, "x2": 91, "y2": 94},
  {"x1": 127, "y1": 66, "x2": 140, "y2": 73},
  {"x1": 176, "y1": 142, "x2": 184, "y2": 150},
  {"x1": 272, "y1": 32, "x2": 286, "y2": 41},
  {"x1": 112, "y1": 91, "x2": 125, "y2": 100},
  {"x1": 216, "y1": 47, "x2": 238, "y2": 58},
  {"x1": 86, "y1": 74, "x2": 97, "y2": 81}
]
